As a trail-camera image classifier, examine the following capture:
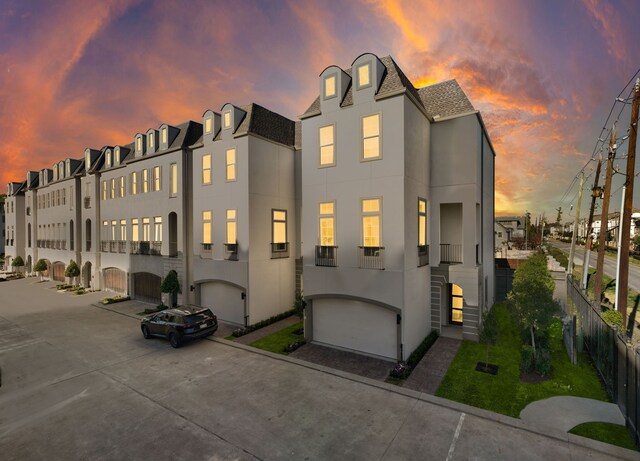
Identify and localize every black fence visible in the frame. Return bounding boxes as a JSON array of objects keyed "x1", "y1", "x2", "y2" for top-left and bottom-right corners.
[{"x1": 567, "y1": 276, "x2": 639, "y2": 446}]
